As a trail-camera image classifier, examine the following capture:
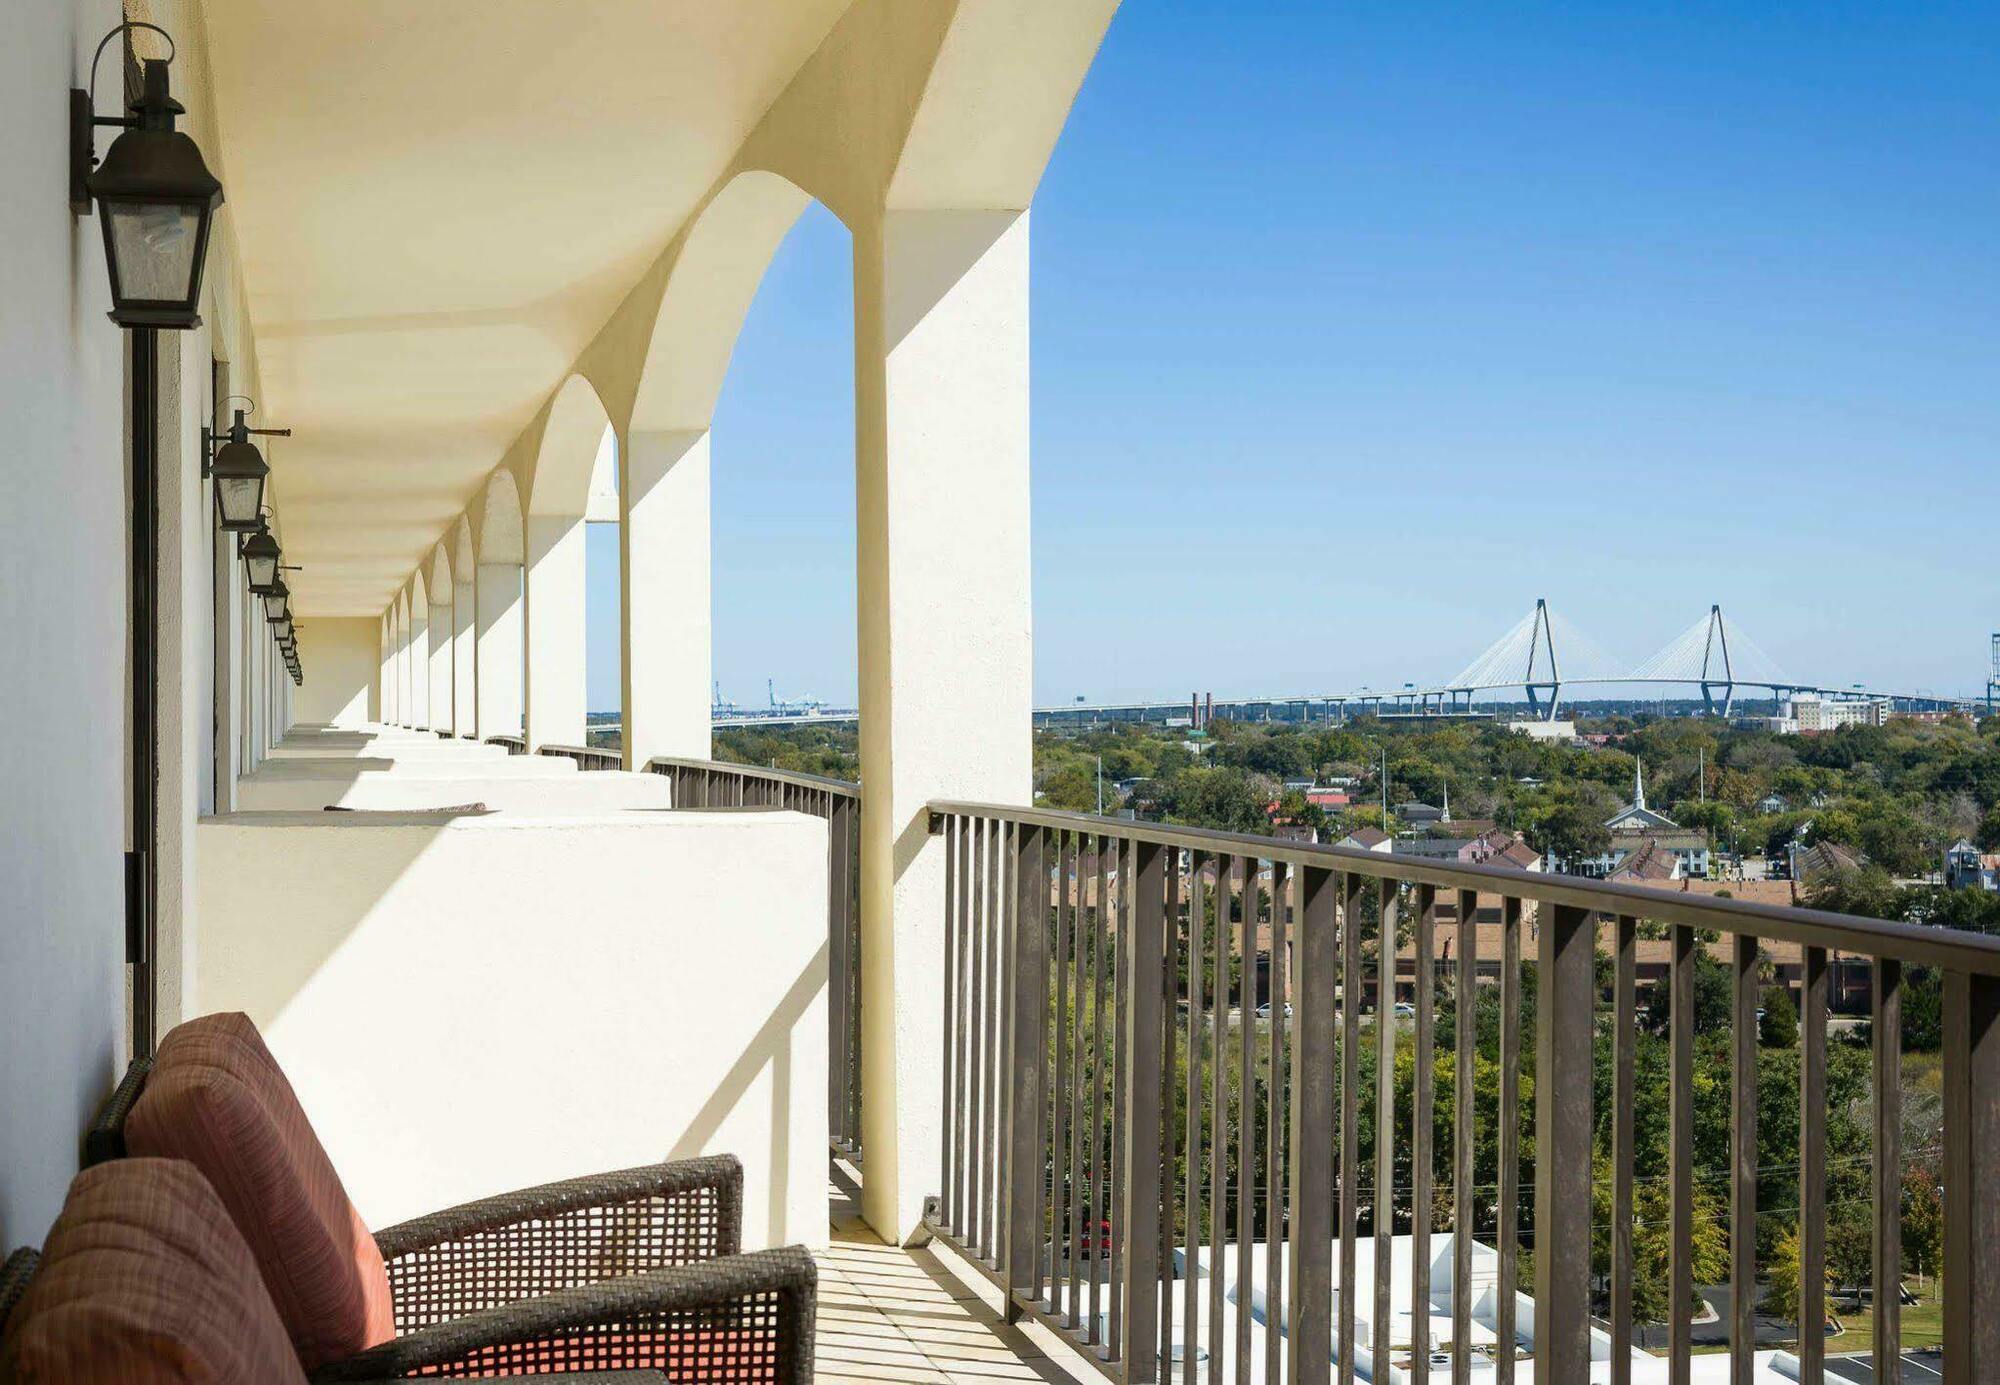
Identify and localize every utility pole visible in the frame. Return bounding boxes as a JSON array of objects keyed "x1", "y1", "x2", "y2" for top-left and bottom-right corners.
[{"x1": 1381, "y1": 748, "x2": 1389, "y2": 820}]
